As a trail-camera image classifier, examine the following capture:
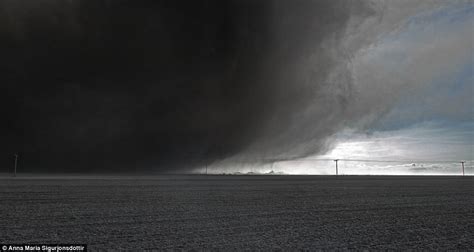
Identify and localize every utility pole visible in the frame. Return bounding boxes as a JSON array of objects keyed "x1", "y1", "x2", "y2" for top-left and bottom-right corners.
[
  {"x1": 461, "y1": 161, "x2": 465, "y2": 176},
  {"x1": 14, "y1": 153, "x2": 18, "y2": 177},
  {"x1": 334, "y1": 159, "x2": 339, "y2": 176}
]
